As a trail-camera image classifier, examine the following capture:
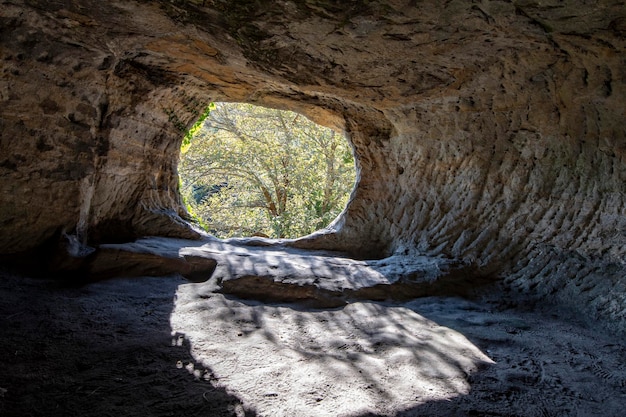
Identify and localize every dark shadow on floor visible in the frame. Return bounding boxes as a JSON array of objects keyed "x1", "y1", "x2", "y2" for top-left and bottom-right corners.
[
  {"x1": 0, "y1": 268, "x2": 255, "y2": 417},
  {"x1": 3, "y1": 261, "x2": 625, "y2": 417}
]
